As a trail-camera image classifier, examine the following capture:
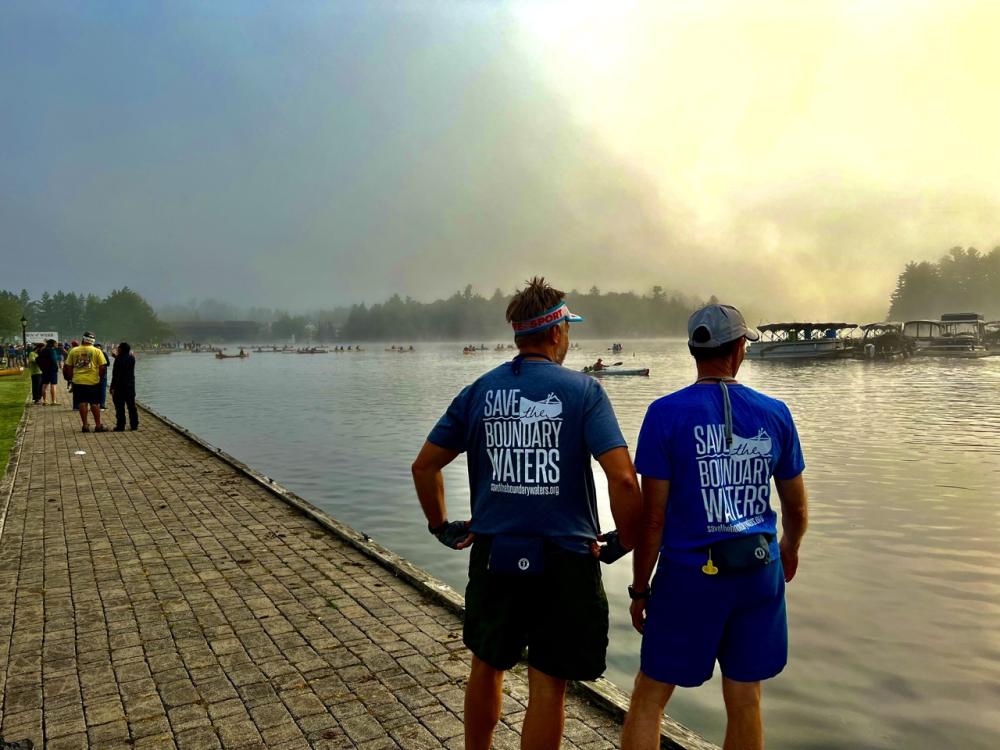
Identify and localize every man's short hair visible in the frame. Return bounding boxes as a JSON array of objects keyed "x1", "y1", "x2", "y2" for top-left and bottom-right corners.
[
  {"x1": 688, "y1": 337, "x2": 744, "y2": 361},
  {"x1": 506, "y1": 277, "x2": 566, "y2": 348}
]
